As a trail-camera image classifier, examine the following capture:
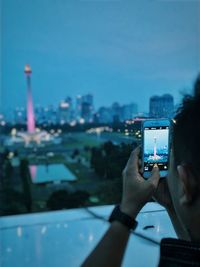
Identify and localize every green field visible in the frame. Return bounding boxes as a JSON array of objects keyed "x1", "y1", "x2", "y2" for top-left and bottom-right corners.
[{"x1": 62, "y1": 133, "x2": 103, "y2": 148}]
